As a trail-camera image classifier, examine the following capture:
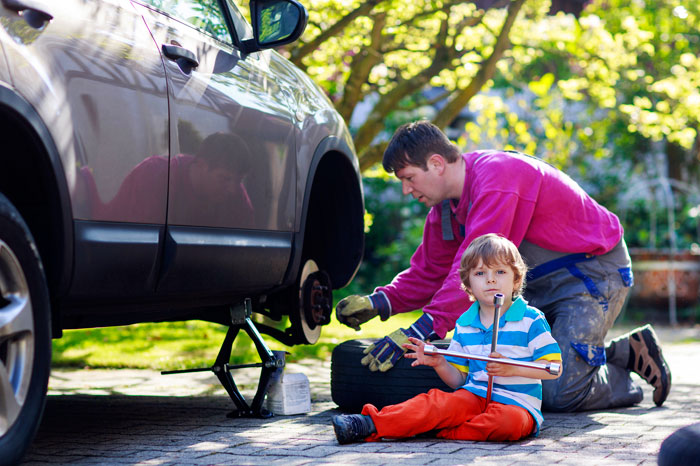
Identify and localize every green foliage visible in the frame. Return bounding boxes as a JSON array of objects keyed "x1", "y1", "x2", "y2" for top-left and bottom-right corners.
[
  {"x1": 508, "y1": 1, "x2": 697, "y2": 165},
  {"x1": 622, "y1": 200, "x2": 700, "y2": 250},
  {"x1": 279, "y1": 0, "x2": 696, "y2": 197},
  {"x1": 448, "y1": 0, "x2": 700, "y2": 252},
  {"x1": 338, "y1": 175, "x2": 428, "y2": 299}
]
